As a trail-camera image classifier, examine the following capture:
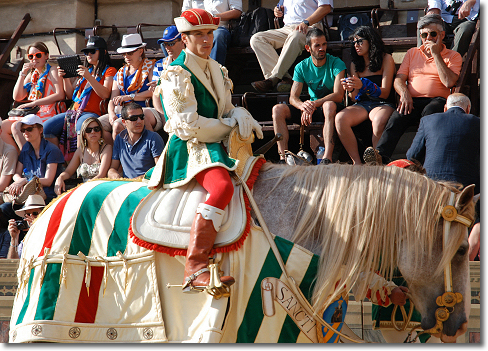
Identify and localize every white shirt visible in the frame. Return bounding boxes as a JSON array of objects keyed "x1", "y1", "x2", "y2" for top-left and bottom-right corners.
[
  {"x1": 428, "y1": 0, "x2": 479, "y2": 23},
  {"x1": 282, "y1": 0, "x2": 333, "y2": 26},
  {"x1": 181, "y1": 0, "x2": 243, "y2": 27}
]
